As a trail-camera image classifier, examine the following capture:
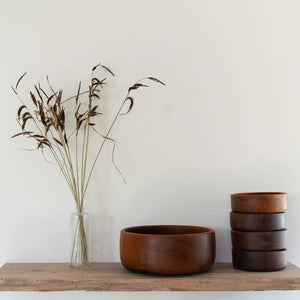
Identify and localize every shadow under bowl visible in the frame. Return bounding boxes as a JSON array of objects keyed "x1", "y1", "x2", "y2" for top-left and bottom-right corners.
[
  {"x1": 231, "y1": 192, "x2": 287, "y2": 213},
  {"x1": 120, "y1": 225, "x2": 216, "y2": 275}
]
